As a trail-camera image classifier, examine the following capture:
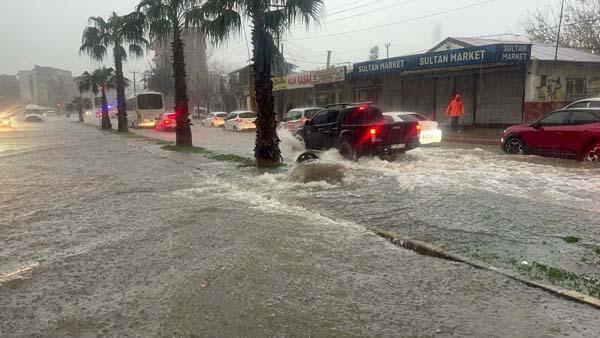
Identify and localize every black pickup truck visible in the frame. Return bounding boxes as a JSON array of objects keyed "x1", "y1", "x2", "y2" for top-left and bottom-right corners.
[{"x1": 297, "y1": 103, "x2": 420, "y2": 160}]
